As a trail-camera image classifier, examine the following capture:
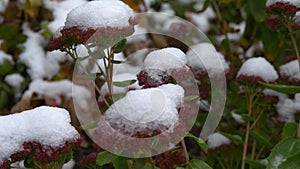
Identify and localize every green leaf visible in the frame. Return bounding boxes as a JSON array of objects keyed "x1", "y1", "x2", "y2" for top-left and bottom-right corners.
[
  {"x1": 278, "y1": 153, "x2": 300, "y2": 169},
  {"x1": 79, "y1": 120, "x2": 99, "y2": 130},
  {"x1": 220, "y1": 132, "x2": 244, "y2": 144},
  {"x1": 144, "y1": 163, "x2": 160, "y2": 169},
  {"x1": 175, "y1": 167, "x2": 185, "y2": 169},
  {"x1": 188, "y1": 159, "x2": 212, "y2": 169},
  {"x1": 0, "y1": 59, "x2": 14, "y2": 76},
  {"x1": 114, "y1": 39, "x2": 127, "y2": 53},
  {"x1": 111, "y1": 60, "x2": 132, "y2": 64},
  {"x1": 184, "y1": 95, "x2": 199, "y2": 102},
  {"x1": 112, "y1": 157, "x2": 129, "y2": 169},
  {"x1": 63, "y1": 152, "x2": 73, "y2": 163},
  {"x1": 250, "y1": 131, "x2": 272, "y2": 147},
  {"x1": 241, "y1": 114, "x2": 254, "y2": 122},
  {"x1": 0, "y1": 90, "x2": 9, "y2": 110},
  {"x1": 262, "y1": 26, "x2": 280, "y2": 61},
  {"x1": 245, "y1": 159, "x2": 266, "y2": 169},
  {"x1": 96, "y1": 151, "x2": 118, "y2": 166},
  {"x1": 259, "y1": 81, "x2": 300, "y2": 95},
  {"x1": 113, "y1": 79, "x2": 137, "y2": 87},
  {"x1": 79, "y1": 73, "x2": 102, "y2": 80},
  {"x1": 133, "y1": 158, "x2": 146, "y2": 169},
  {"x1": 267, "y1": 138, "x2": 300, "y2": 169},
  {"x1": 24, "y1": 156, "x2": 35, "y2": 168},
  {"x1": 248, "y1": 0, "x2": 267, "y2": 22},
  {"x1": 282, "y1": 122, "x2": 298, "y2": 139},
  {"x1": 186, "y1": 133, "x2": 208, "y2": 153}
]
